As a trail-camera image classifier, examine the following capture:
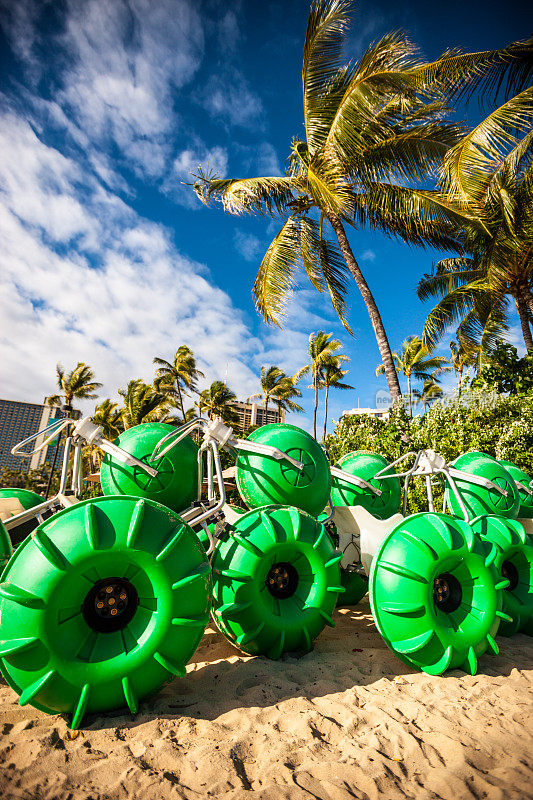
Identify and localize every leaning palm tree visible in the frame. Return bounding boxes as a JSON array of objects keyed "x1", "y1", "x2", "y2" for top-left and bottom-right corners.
[
  {"x1": 193, "y1": 0, "x2": 531, "y2": 401},
  {"x1": 48, "y1": 362, "x2": 102, "y2": 413},
  {"x1": 248, "y1": 365, "x2": 286, "y2": 418},
  {"x1": 376, "y1": 336, "x2": 449, "y2": 417},
  {"x1": 318, "y1": 356, "x2": 353, "y2": 440},
  {"x1": 118, "y1": 379, "x2": 172, "y2": 430},
  {"x1": 154, "y1": 345, "x2": 205, "y2": 422},
  {"x1": 419, "y1": 81, "x2": 533, "y2": 353},
  {"x1": 296, "y1": 331, "x2": 344, "y2": 438},
  {"x1": 198, "y1": 381, "x2": 240, "y2": 427}
]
